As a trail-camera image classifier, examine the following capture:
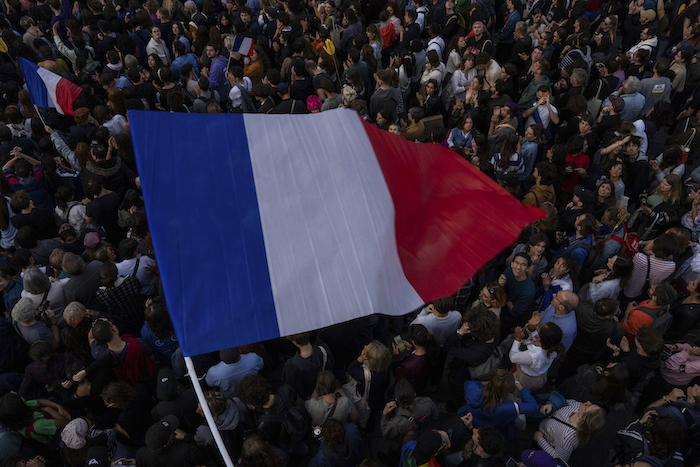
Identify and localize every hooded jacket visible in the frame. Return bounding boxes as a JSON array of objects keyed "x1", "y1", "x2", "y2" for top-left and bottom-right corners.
[
  {"x1": 522, "y1": 184, "x2": 556, "y2": 207},
  {"x1": 194, "y1": 399, "x2": 242, "y2": 447},
  {"x1": 381, "y1": 397, "x2": 439, "y2": 450}
]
